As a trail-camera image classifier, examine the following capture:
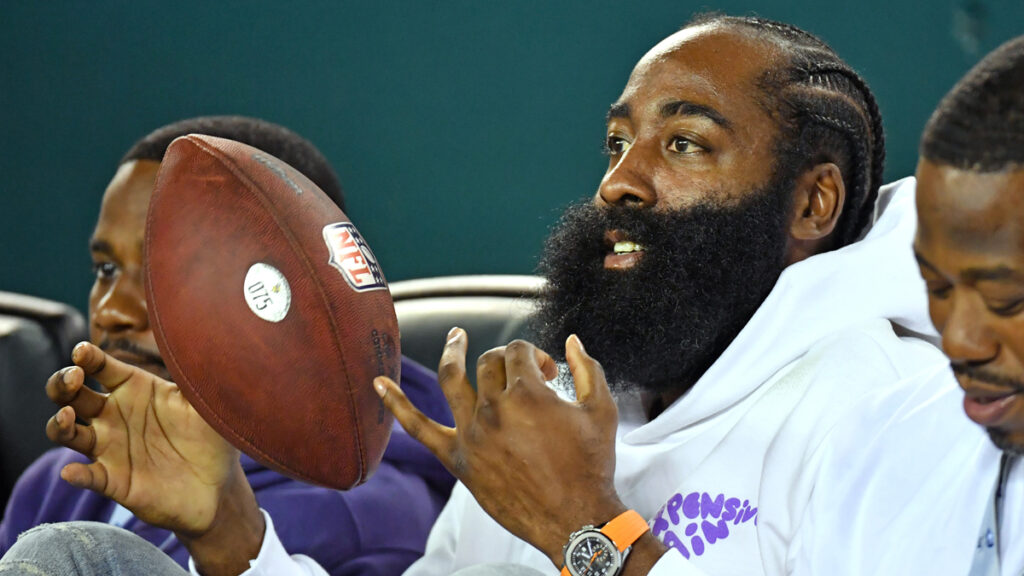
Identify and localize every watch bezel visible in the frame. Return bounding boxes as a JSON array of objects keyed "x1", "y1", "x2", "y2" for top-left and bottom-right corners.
[{"x1": 563, "y1": 527, "x2": 623, "y2": 576}]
